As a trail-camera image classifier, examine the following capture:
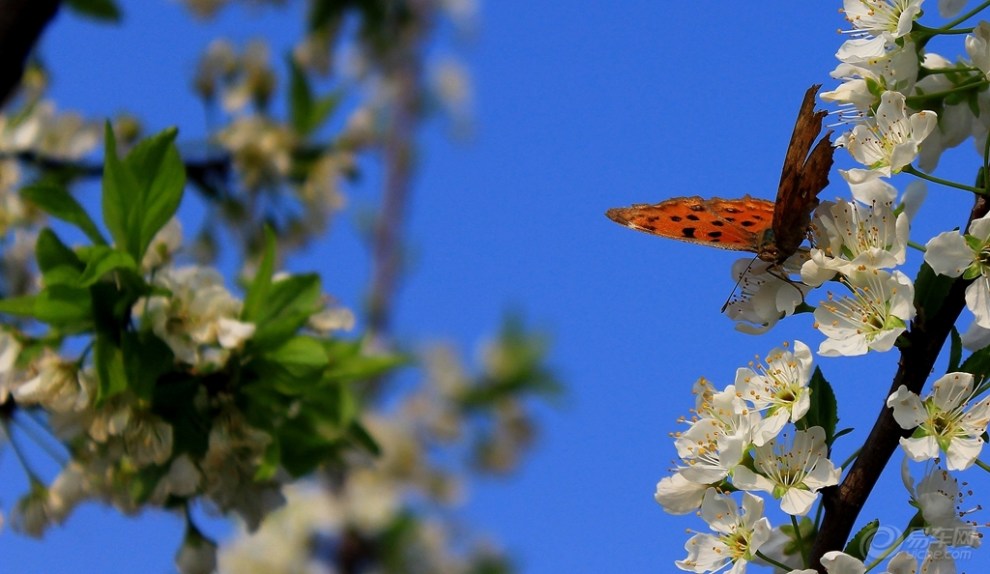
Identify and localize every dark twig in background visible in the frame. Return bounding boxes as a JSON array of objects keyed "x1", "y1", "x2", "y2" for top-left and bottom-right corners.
[{"x1": 0, "y1": 0, "x2": 62, "y2": 107}]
